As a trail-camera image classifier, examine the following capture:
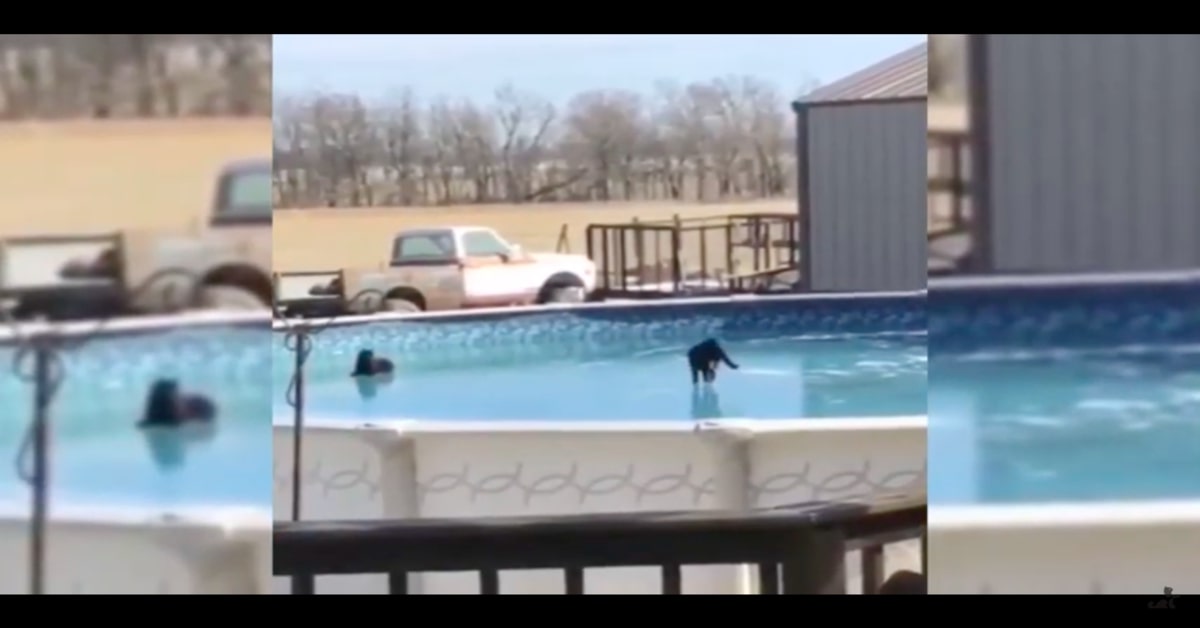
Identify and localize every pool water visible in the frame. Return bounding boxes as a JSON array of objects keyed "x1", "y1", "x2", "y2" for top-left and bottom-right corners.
[
  {"x1": 929, "y1": 346, "x2": 1200, "y2": 505},
  {"x1": 0, "y1": 325, "x2": 271, "y2": 508},
  {"x1": 275, "y1": 334, "x2": 928, "y2": 421}
]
